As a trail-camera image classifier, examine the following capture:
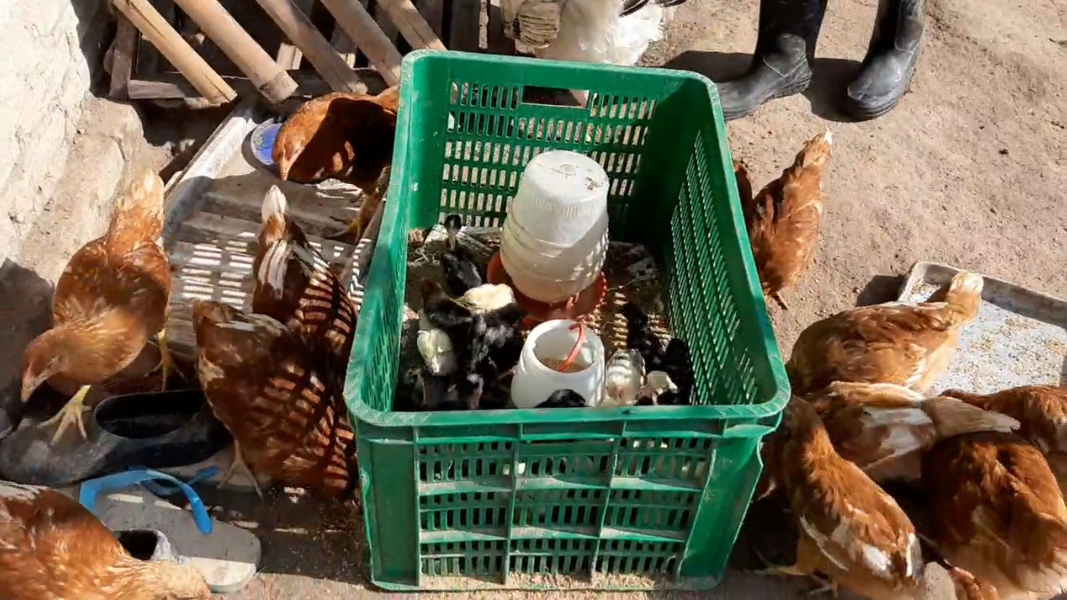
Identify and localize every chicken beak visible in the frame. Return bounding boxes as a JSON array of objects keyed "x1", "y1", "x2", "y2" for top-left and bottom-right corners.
[{"x1": 20, "y1": 370, "x2": 53, "y2": 402}]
